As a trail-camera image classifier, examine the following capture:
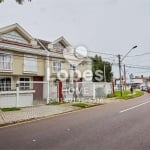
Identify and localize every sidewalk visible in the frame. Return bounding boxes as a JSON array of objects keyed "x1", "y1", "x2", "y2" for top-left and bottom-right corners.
[
  {"x1": 0, "y1": 98, "x2": 118, "y2": 127},
  {"x1": 0, "y1": 103, "x2": 79, "y2": 126}
]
